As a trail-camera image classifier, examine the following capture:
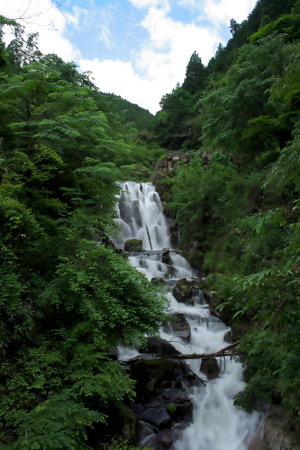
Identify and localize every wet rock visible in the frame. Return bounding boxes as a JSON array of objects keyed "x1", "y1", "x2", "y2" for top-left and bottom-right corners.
[
  {"x1": 158, "y1": 158, "x2": 168, "y2": 168},
  {"x1": 140, "y1": 407, "x2": 172, "y2": 429},
  {"x1": 173, "y1": 397, "x2": 193, "y2": 417},
  {"x1": 160, "y1": 380, "x2": 172, "y2": 389},
  {"x1": 224, "y1": 330, "x2": 233, "y2": 343},
  {"x1": 261, "y1": 405, "x2": 300, "y2": 450},
  {"x1": 146, "y1": 399, "x2": 160, "y2": 408},
  {"x1": 163, "y1": 390, "x2": 171, "y2": 400},
  {"x1": 162, "y1": 248, "x2": 171, "y2": 265},
  {"x1": 172, "y1": 278, "x2": 193, "y2": 304},
  {"x1": 158, "y1": 432, "x2": 173, "y2": 448},
  {"x1": 140, "y1": 336, "x2": 181, "y2": 356},
  {"x1": 200, "y1": 357, "x2": 220, "y2": 380},
  {"x1": 124, "y1": 239, "x2": 144, "y2": 252},
  {"x1": 163, "y1": 313, "x2": 191, "y2": 342},
  {"x1": 206, "y1": 291, "x2": 232, "y2": 324},
  {"x1": 121, "y1": 408, "x2": 139, "y2": 445},
  {"x1": 130, "y1": 358, "x2": 187, "y2": 395}
]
